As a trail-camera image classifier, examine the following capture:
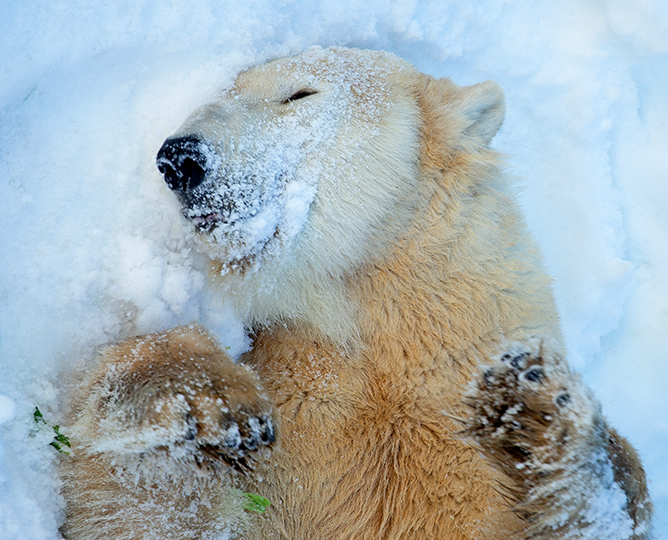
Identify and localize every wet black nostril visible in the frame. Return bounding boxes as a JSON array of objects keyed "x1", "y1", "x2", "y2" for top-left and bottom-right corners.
[{"x1": 156, "y1": 135, "x2": 208, "y2": 193}]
